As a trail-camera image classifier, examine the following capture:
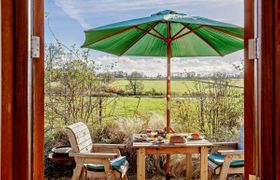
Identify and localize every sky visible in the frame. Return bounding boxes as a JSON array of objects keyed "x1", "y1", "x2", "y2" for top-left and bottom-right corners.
[{"x1": 45, "y1": 0, "x2": 244, "y2": 76}]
